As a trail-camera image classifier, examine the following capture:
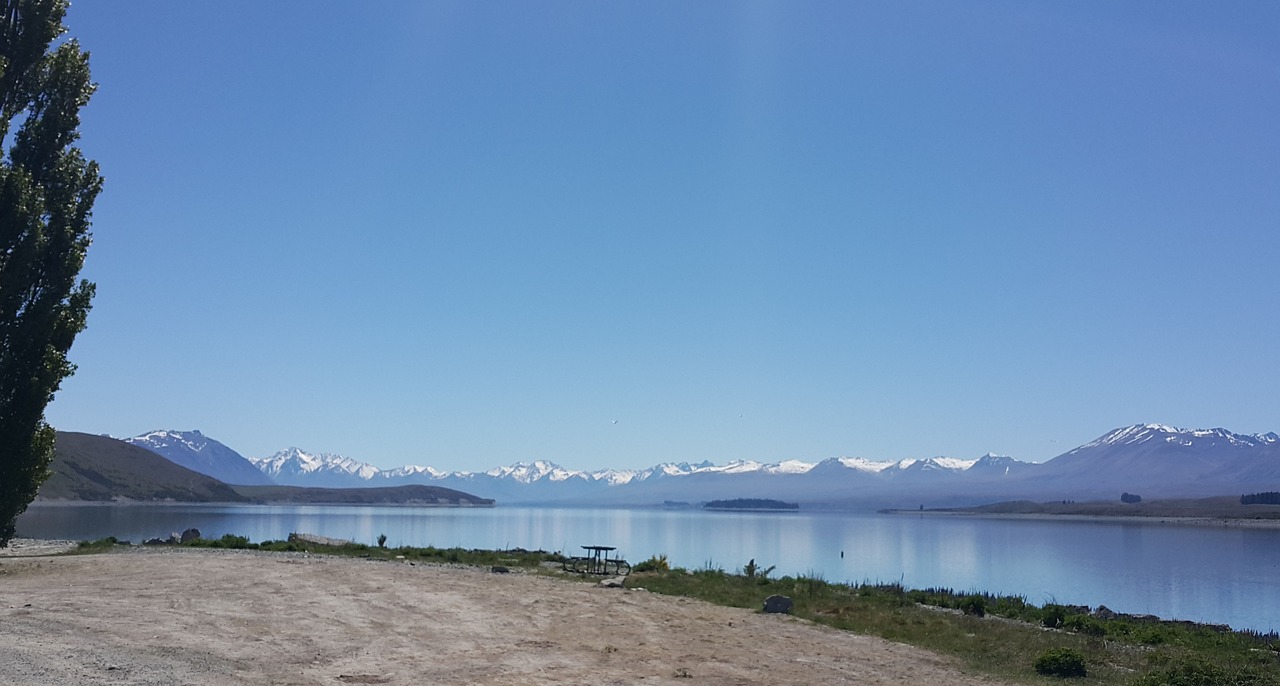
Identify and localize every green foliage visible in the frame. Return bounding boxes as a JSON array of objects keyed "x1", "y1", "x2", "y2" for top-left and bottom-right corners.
[
  {"x1": 958, "y1": 594, "x2": 986, "y2": 617},
  {"x1": 1034, "y1": 648, "x2": 1087, "y2": 678},
  {"x1": 1042, "y1": 603, "x2": 1067, "y2": 628},
  {"x1": 1241, "y1": 492, "x2": 1280, "y2": 506},
  {"x1": 793, "y1": 571, "x2": 826, "y2": 598},
  {"x1": 181, "y1": 534, "x2": 256, "y2": 549},
  {"x1": 742, "y1": 558, "x2": 775, "y2": 581},
  {"x1": 1131, "y1": 659, "x2": 1280, "y2": 686},
  {"x1": 0, "y1": 0, "x2": 102, "y2": 547},
  {"x1": 633, "y1": 553, "x2": 670, "y2": 573},
  {"x1": 376, "y1": 533, "x2": 387, "y2": 548},
  {"x1": 73, "y1": 536, "x2": 120, "y2": 552},
  {"x1": 1062, "y1": 614, "x2": 1107, "y2": 636}
]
